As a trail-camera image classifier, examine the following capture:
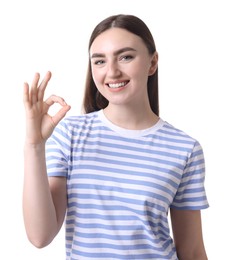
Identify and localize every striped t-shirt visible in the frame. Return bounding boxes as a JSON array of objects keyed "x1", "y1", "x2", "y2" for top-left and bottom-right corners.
[{"x1": 45, "y1": 110, "x2": 209, "y2": 260}]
